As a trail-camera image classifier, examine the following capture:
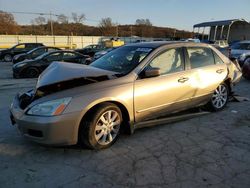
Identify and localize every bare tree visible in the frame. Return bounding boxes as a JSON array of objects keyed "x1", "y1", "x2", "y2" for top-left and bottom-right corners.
[
  {"x1": 57, "y1": 14, "x2": 68, "y2": 24},
  {"x1": 99, "y1": 17, "x2": 114, "y2": 28},
  {"x1": 98, "y1": 17, "x2": 116, "y2": 36},
  {"x1": 0, "y1": 11, "x2": 20, "y2": 34},
  {"x1": 135, "y1": 19, "x2": 152, "y2": 26},
  {"x1": 71, "y1": 13, "x2": 85, "y2": 23},
  {"x1": 33, "y1": 16, "x2": 46, "y2": 25},
  {"x1": 135, "y1": 18, "x2": 153, "y2": 37}
]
